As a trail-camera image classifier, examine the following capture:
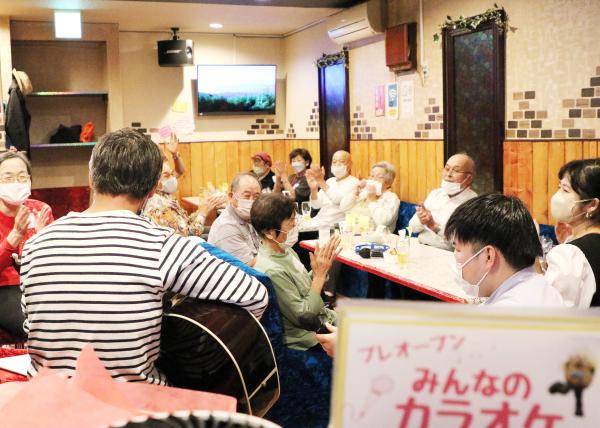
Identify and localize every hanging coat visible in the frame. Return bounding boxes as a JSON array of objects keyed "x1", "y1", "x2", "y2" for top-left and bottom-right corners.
[{"x1": 5, "y1": 78, "x2": 31, "y2": 154}]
